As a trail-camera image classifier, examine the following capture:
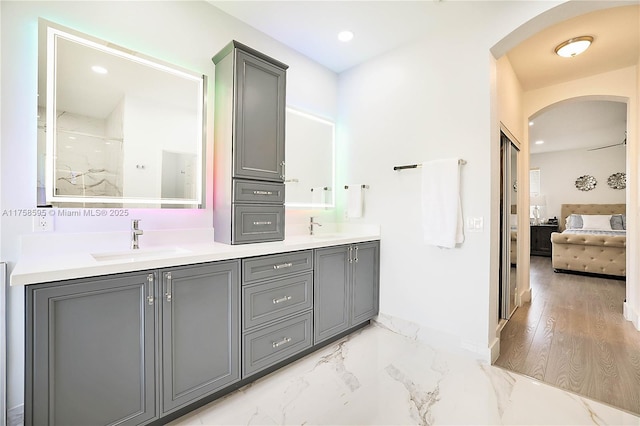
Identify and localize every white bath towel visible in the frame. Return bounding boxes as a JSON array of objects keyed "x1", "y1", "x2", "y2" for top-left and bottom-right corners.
[
  {"x1": 421, "y1": 159, "x2": 464, "y2": 248},
  {"x1": 346, "y1": 185, "x2": 363, "y2": 219}
]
